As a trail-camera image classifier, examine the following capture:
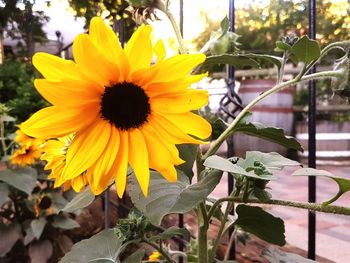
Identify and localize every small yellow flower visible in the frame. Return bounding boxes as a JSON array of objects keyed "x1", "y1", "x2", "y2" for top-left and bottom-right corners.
[
  {"x1": 41, "y1": 135, "x2": 87, "y2": 192},
  {"x1": 148, "y1": 251, "x2": 161, "y2": 262},
  {"x1": 15, "y1": 128, "x2": 44, "y2": 148},
  {"x1": 10, "y1": 145, "x2": 42, "y2": 166},
  {"x1": 22, "y1": 17, "x2": 211, "y2": 197}
]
